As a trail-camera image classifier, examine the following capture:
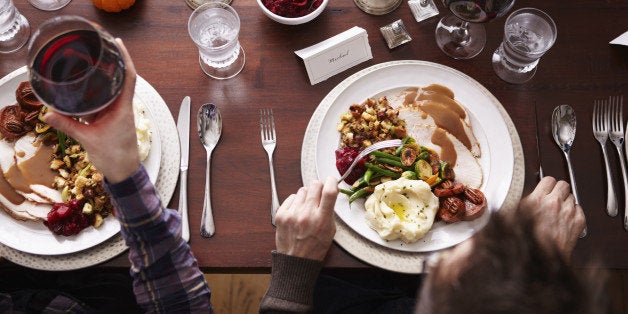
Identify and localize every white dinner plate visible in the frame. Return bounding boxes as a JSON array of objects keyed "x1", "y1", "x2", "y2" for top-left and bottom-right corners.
[
  {"x1": 302, "y1": 61, "x2": 519, "y2": 254},
  {"x1": 0, "y1": 66, "x2": 160, "y2": 256}
]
